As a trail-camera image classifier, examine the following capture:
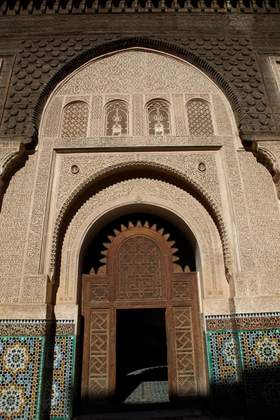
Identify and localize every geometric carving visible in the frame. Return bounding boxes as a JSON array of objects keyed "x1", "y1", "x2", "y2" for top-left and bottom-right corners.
[
  {"x1": 86, "y1": 310, "x2": 110, "y2": 399},
  {"x1": 117, "y1": 236, "x2": 162, "y2": 300},
  {"x1": 173, "y1": 307, "x2": 197, "y2": 396},
  {"x1": 172, "y1": 274, "x2": 193, "y2": 303},
  {"x1": 187, "y1": 99, "x2": 214, "y2": 136},
  {"x1": 61, "y1": 101, "x2": 89, "y2": 138}
]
